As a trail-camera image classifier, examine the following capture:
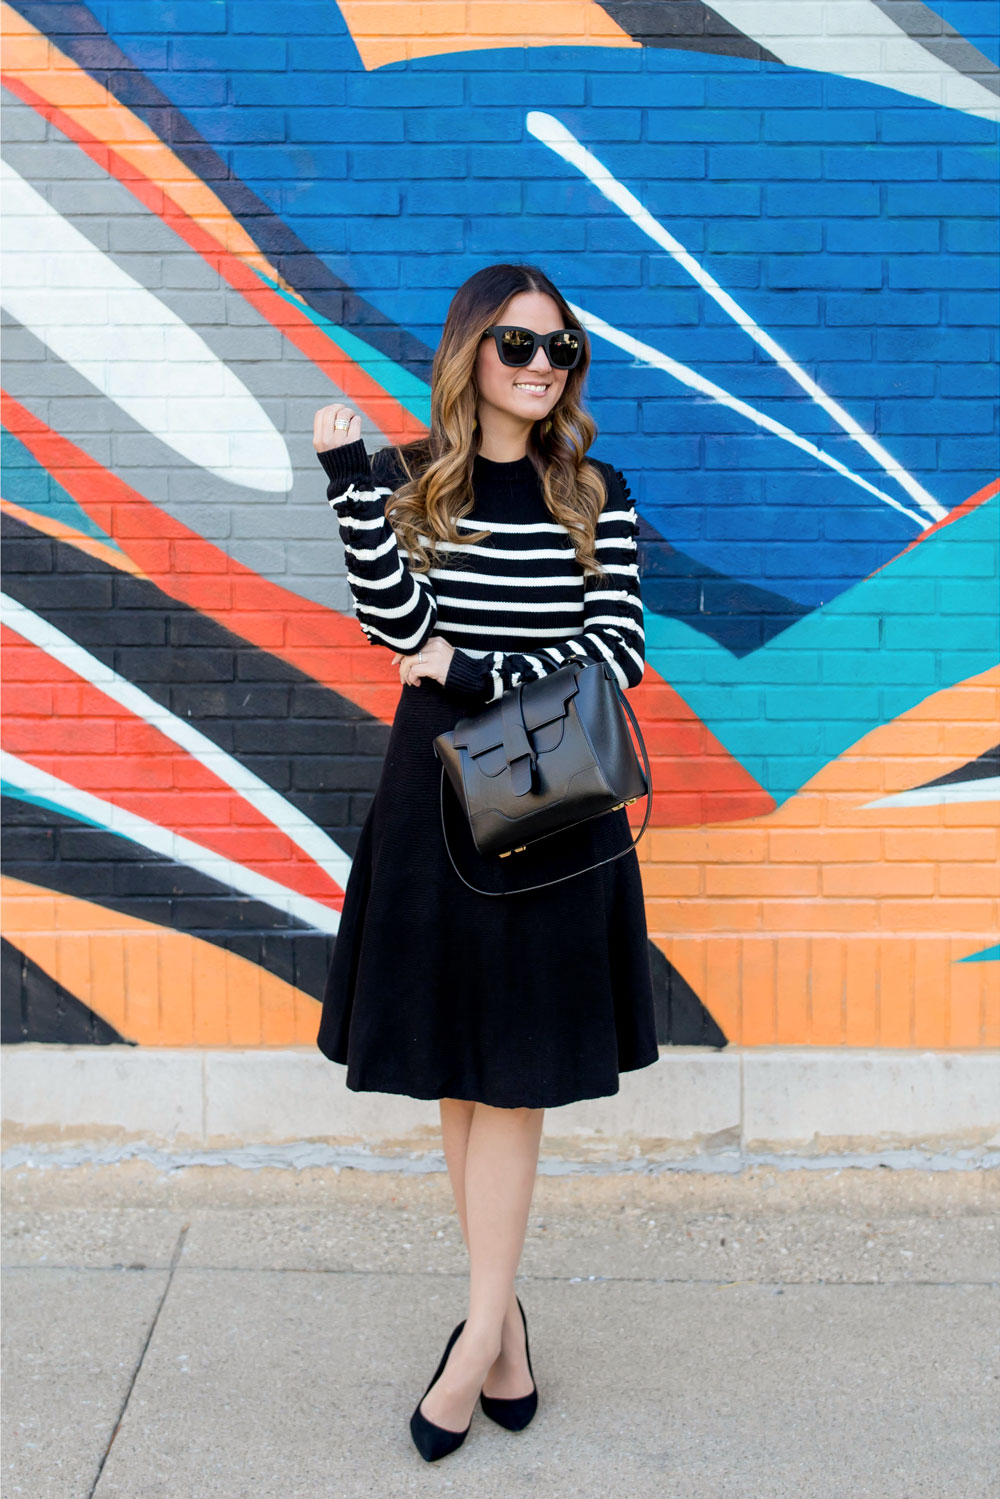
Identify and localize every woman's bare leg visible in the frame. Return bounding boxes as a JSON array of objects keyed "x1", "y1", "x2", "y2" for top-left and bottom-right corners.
[
  {"x1": 421, "y1": 1099, "x2": 543, "y2": 1430},
  {"x1": 439, "y1": 1098, "x2": 536, "y2": 1398}
]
